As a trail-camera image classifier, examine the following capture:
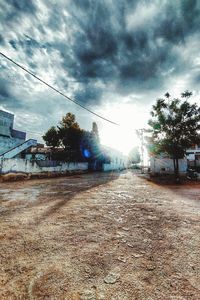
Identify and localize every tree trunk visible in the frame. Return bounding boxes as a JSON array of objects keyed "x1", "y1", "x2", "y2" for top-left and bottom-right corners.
[
  {"x1": 176, "y1": 157, "x2": 179, "y2": 176},
  {"x1": 173, "y1": 157, "x2": 176, "y2": 175},
  {"x1": 173, "y1": 156, "x2": 179, "y2": 181}
]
